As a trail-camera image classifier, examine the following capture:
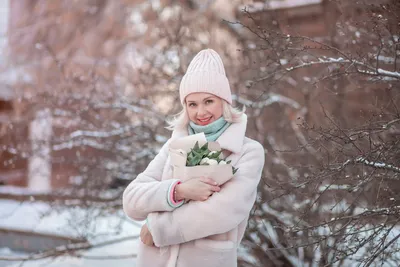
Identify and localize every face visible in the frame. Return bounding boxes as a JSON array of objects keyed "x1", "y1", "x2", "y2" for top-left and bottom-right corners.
[{"x1": 185, "y1": 93, "x2": 223, "y2": 126}]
